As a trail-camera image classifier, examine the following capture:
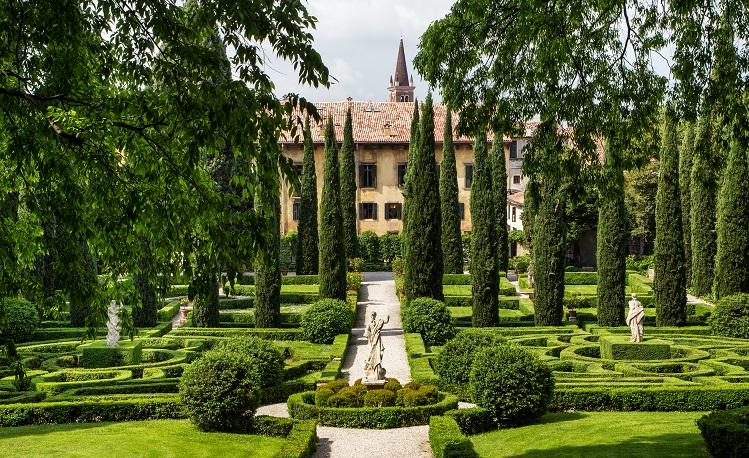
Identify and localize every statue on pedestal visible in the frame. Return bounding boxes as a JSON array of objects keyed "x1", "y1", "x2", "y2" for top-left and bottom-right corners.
[
  {"x1": 364, "y1": 311, "x2": 389, "y2": 381},
  {"x1": 106, "y1": 300, "x2": 122, "y2": 347},
  {"x1": 626, "y1": 293, "x2": 645, "y2": 342}
]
